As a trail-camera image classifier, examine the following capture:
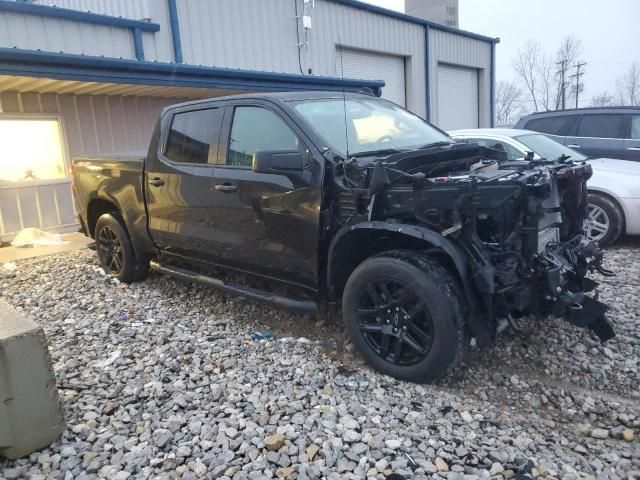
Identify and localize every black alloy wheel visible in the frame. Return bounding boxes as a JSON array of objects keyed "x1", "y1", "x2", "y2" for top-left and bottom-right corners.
[
  {"x1": 97, "y1": 225, "x2": 124, "y2": 275},
  {"x1": 342, "y1": 250, "x2": 466, "y2": 383},
  {"x1": 357, "y1": 278, "x2": 434, "y2": 366}
]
